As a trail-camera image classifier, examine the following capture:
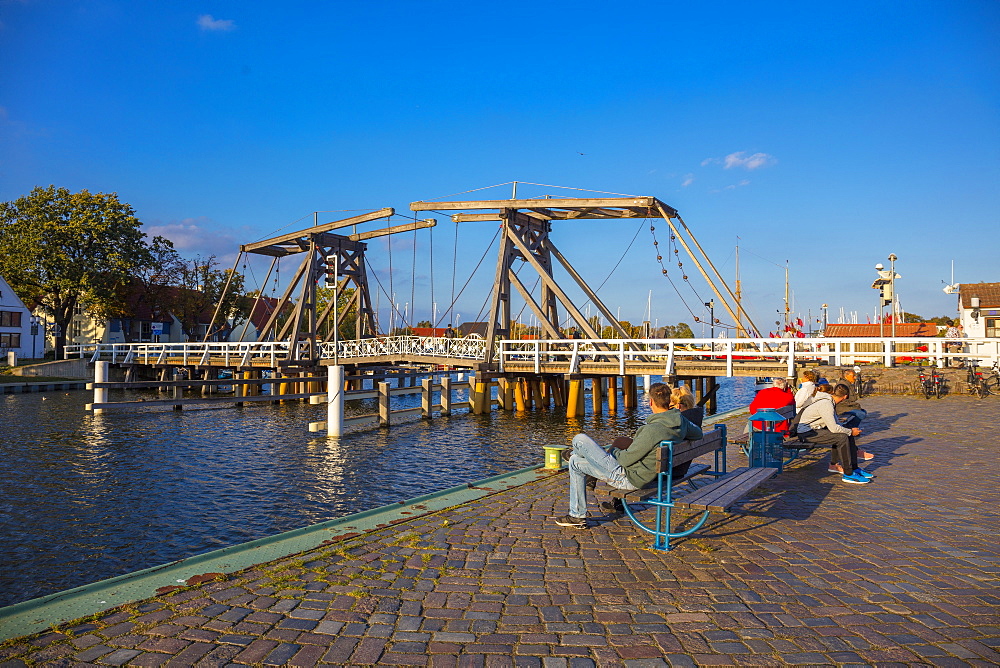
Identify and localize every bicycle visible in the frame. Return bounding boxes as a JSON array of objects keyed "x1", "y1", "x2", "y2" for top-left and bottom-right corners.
[
  {"x1": 918, "y1": 369, "x2": 943, "y2": 399},
  {"x1": 969, "y1": 362, "x2": 1000, "y2": 398}
]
